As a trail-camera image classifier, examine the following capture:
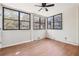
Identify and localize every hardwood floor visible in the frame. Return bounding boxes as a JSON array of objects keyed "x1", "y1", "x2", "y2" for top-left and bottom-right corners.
[{"x1": 0, "y1": 38, "x2": 79, "y2": 56}]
